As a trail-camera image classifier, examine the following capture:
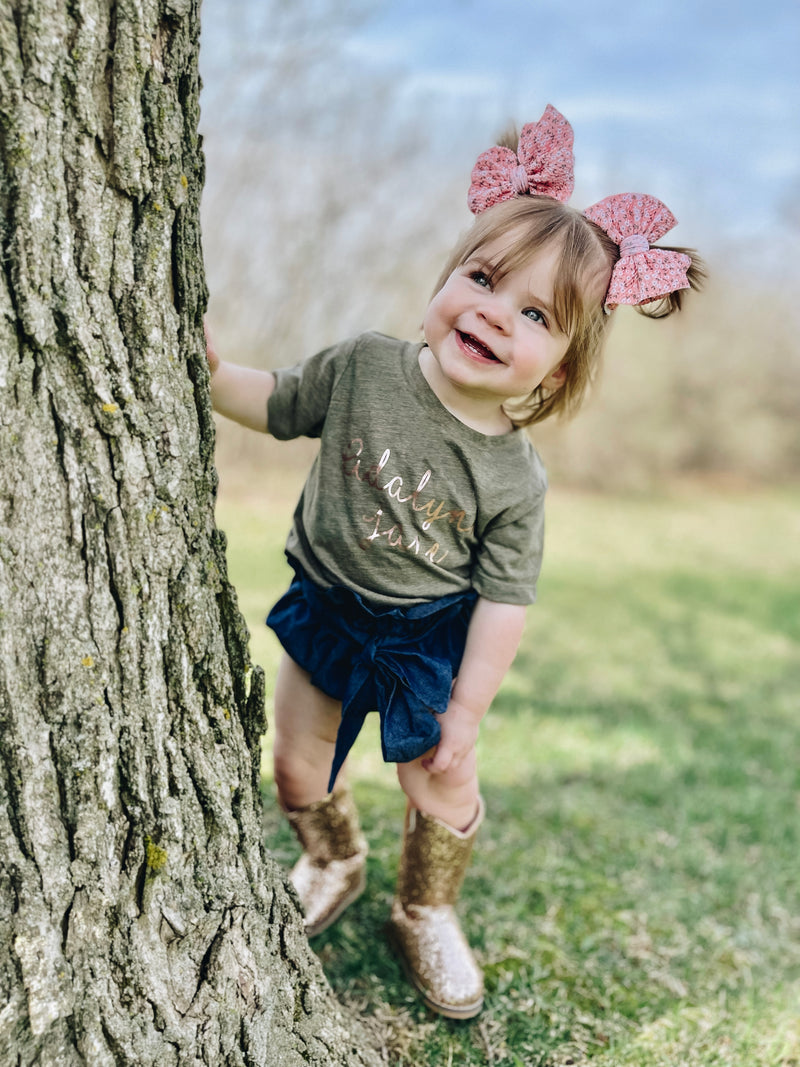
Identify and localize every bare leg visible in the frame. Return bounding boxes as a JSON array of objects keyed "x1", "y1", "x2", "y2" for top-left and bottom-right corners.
[
  {"x1": 272, "y1": 653, "x2": 366, "y2": 935},
  {"x1": 396, "y1": 745, "x2": 480, "y2": 831},
  {"x1": 272, "y1": 652, "x2": 344, "y2": 810}
]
